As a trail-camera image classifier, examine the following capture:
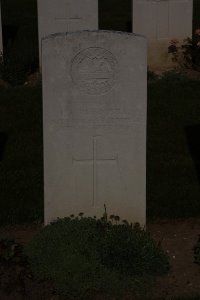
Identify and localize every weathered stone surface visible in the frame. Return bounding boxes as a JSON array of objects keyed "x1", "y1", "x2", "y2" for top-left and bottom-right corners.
[
  {"x1": 37, "y1": 0, "x2": 98, "y2": 62},
  {"x1": 133, "y1": 0, "x2": 193, "y2": 39},
  {"x1": 132, "y1": 0, "x2": 193, "y2": 69},
  {"x1": 42, "y1": 31, "x2": 147, "y2": 225}
]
